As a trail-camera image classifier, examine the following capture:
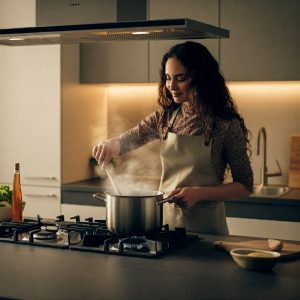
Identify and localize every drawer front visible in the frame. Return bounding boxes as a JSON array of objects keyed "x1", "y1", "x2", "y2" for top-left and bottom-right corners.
[
  {"x1": 61, "y1": 204, "x2": 106, "y2": 221},
  {"x1": 22, "y1": 186, "x2": 61, "y2": 219}
]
